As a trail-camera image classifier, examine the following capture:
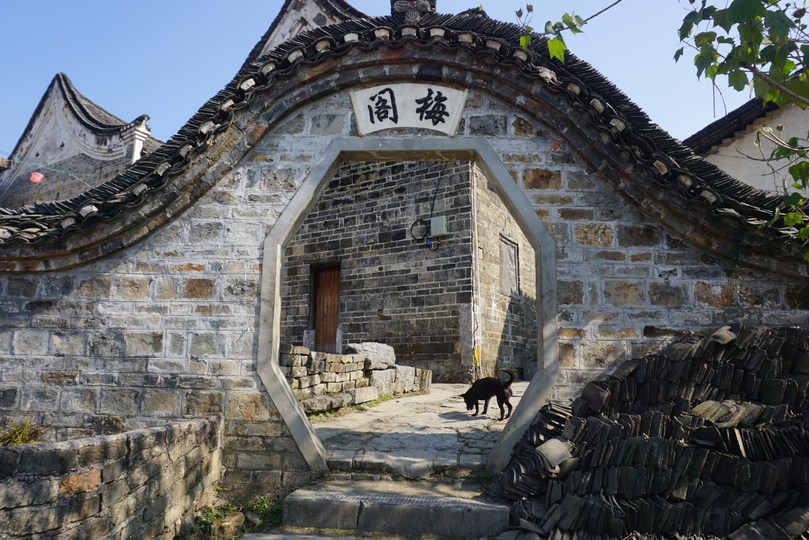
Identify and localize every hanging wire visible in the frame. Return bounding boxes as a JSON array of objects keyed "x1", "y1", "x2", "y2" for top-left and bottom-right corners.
[{"x1": 0, "y1": 150, "x2": 102, "y2": 189}]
